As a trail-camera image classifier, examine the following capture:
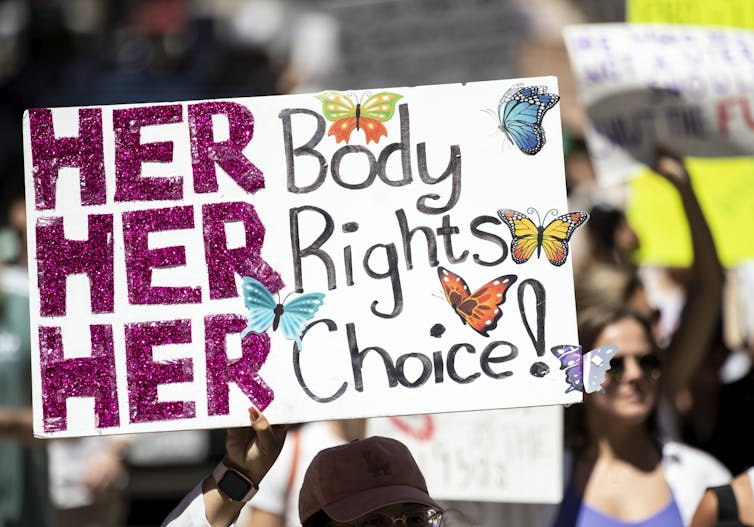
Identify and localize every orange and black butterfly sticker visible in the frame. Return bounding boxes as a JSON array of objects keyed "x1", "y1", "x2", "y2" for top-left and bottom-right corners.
[{"x1": 437, "y1": 267, "x2": 517, "y2": 337}]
